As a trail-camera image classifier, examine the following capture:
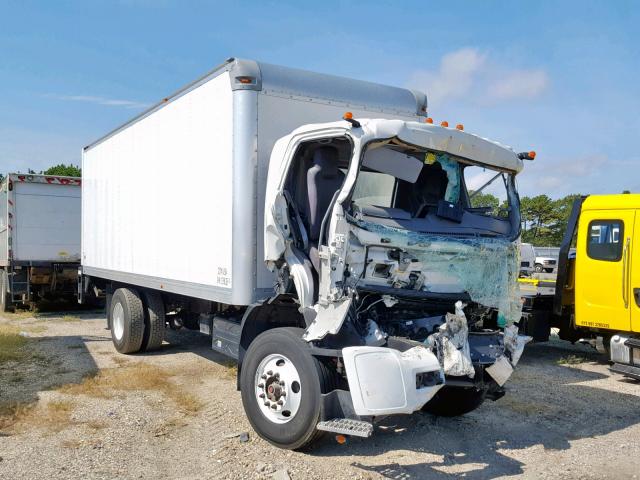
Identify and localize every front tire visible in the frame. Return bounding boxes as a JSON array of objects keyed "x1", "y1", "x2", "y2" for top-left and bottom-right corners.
[
  {"x1": 240, "y1": 327, "x2": 326, "y2": 450},
  {"x1": 421, "y1": 386, "x2": 486, "y2": 417},
  {"x1": 110, "y1": 287, "x2": 145, "y2": 354}
]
